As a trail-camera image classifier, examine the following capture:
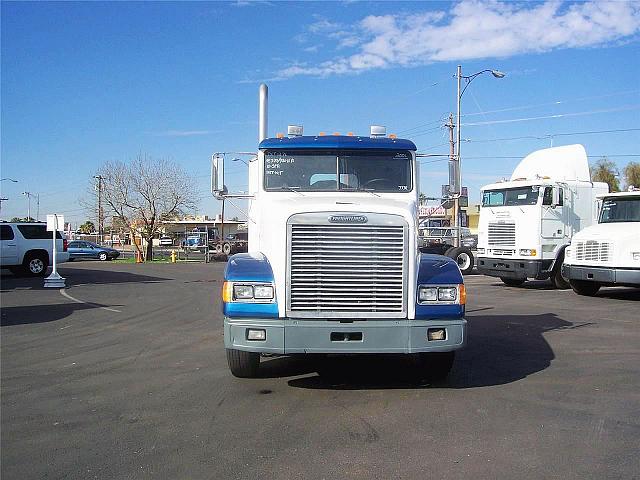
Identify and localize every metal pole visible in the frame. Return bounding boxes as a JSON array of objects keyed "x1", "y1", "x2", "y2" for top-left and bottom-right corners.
[
  {"x1": 36, "y1": 194, "x2": 40, "y2": 222},
  {"x1": 27, "y1": 195, "x2": 31, "y2": 220},
  {"x1": 454, "y1": 65, "x2": 462, "y2": 247}
]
